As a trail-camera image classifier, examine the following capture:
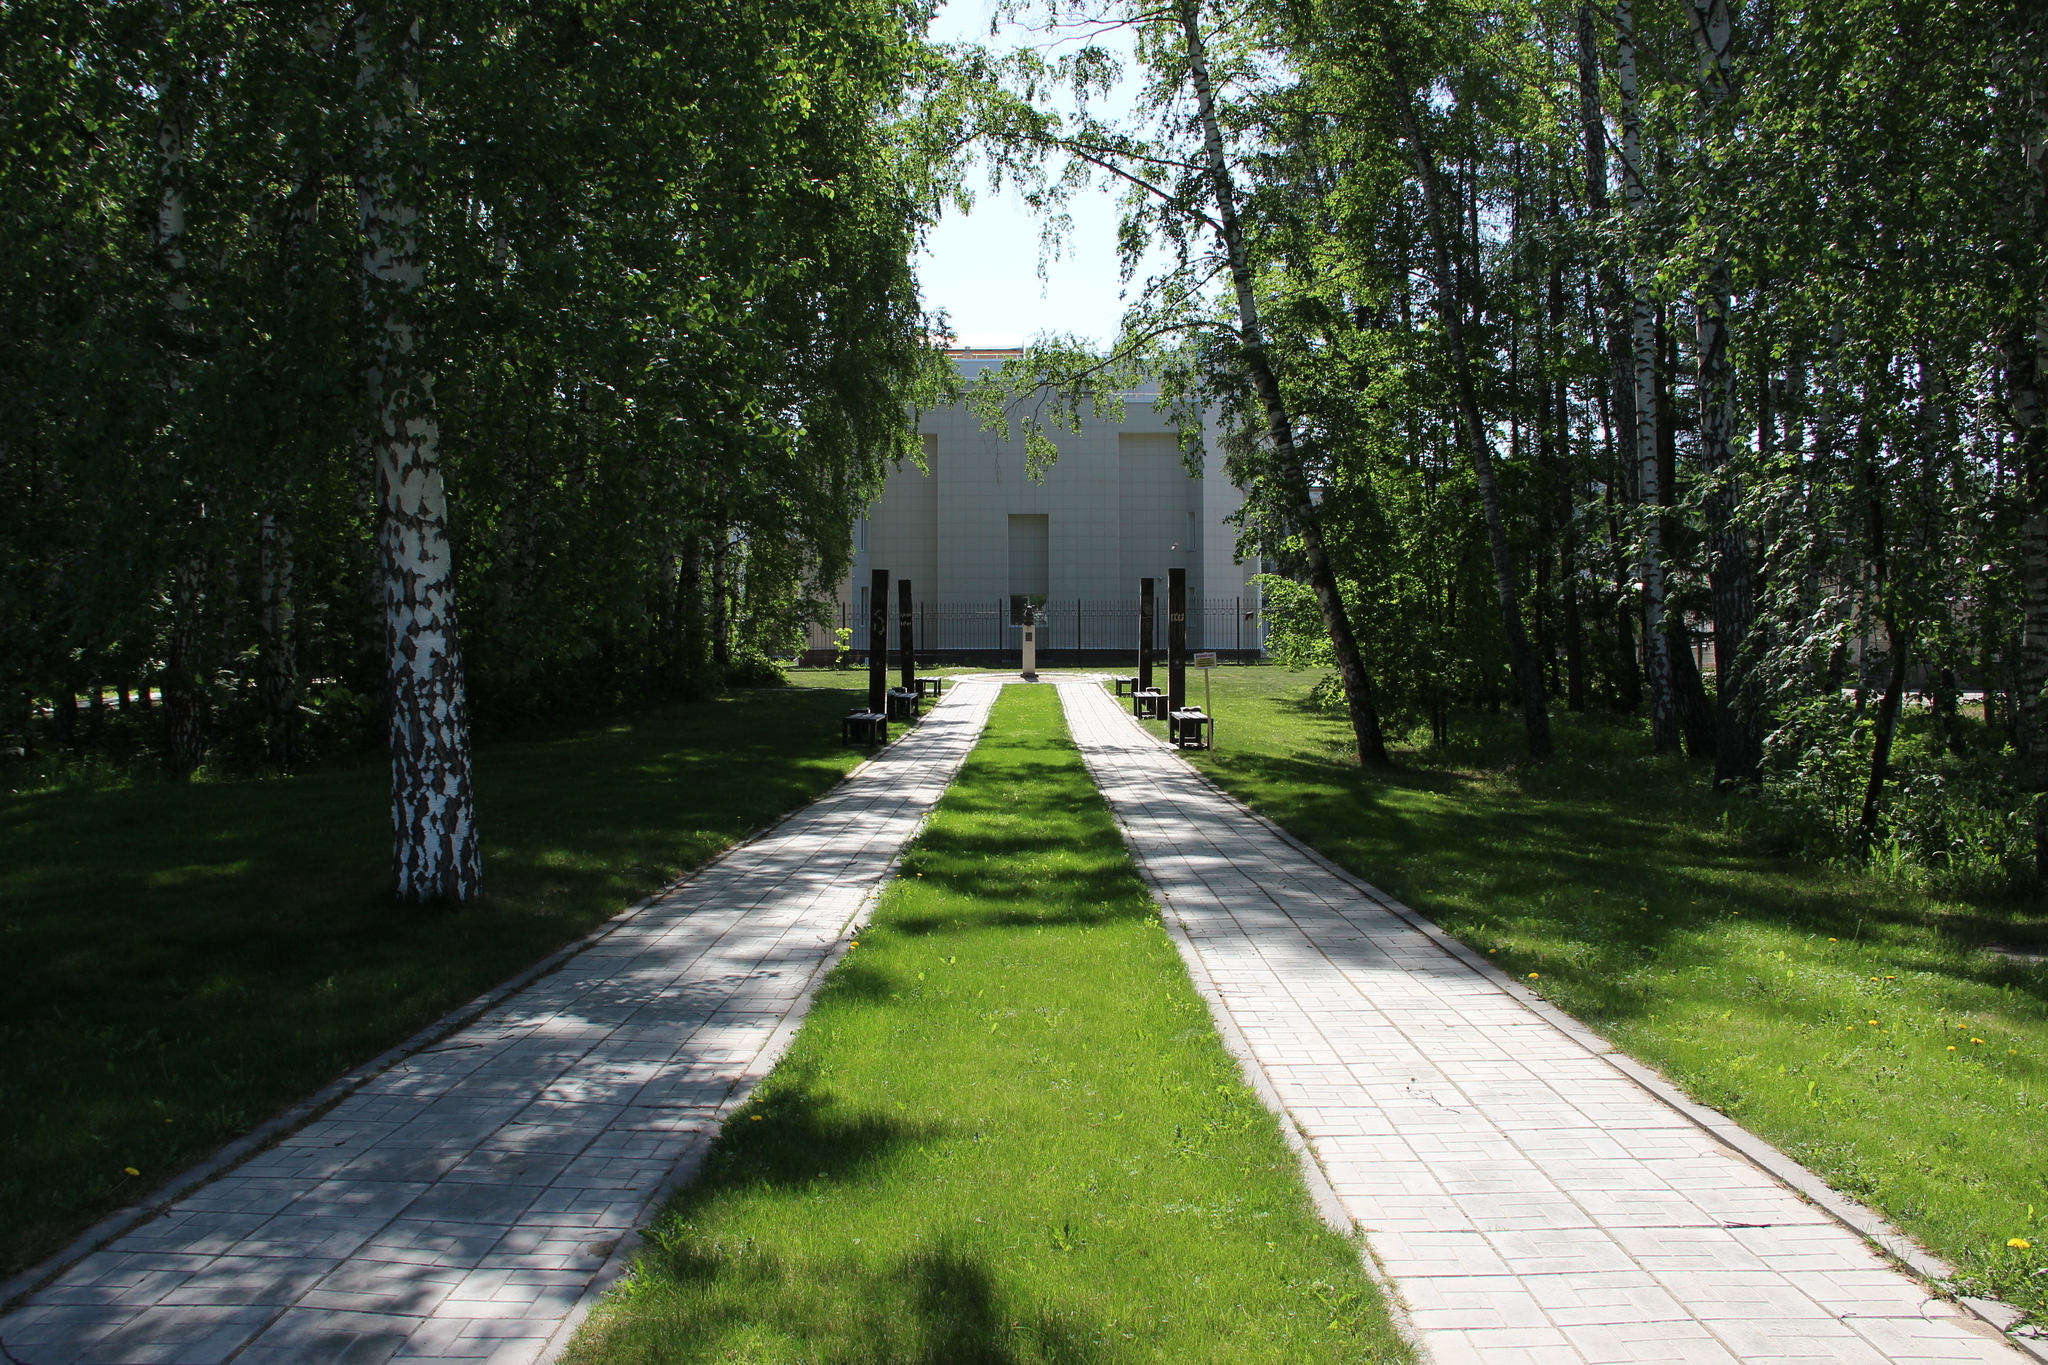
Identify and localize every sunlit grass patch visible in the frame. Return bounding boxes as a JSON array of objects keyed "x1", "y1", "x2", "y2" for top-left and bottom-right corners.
[
  {"x1": 1142, "y1": 666, "x2": 2048, "y2": 1323},
  {"x1": 566, "y1": 684, "x2": 1410, "y2": 1365}
]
